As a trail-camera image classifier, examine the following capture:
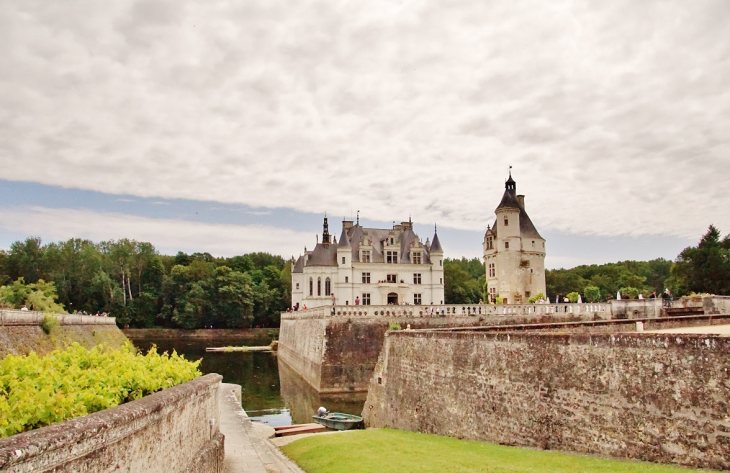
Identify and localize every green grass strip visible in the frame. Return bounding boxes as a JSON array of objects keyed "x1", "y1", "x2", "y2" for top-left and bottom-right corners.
[{"x1": 281, "y1": 428, "x2": 712, "y2": 473}]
